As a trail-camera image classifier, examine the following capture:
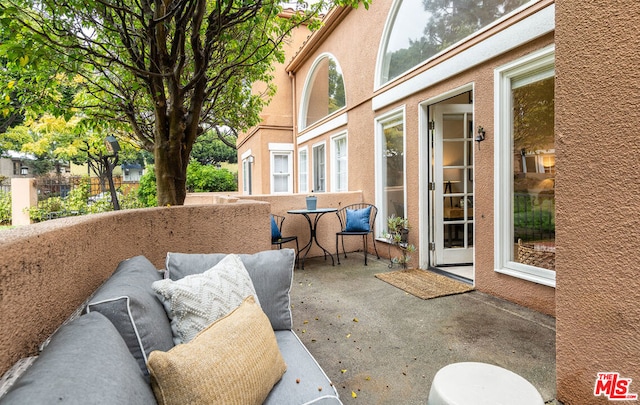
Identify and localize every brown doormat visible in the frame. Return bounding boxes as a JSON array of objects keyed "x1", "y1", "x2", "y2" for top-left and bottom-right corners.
[{"x1": 375, "y1": 269, "x2": 474, "y2": 300}]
